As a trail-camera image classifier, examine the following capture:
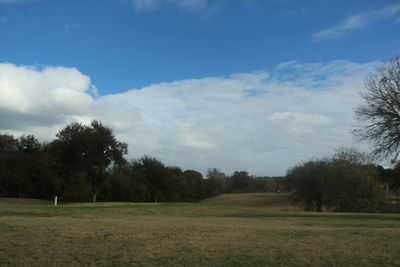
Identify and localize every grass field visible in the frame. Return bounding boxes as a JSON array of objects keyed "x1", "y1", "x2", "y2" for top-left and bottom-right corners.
[
  {"x1": 1, "y1": 194, "x2": 399, "y2": 266},
  {"x1": 201, "y1": 192, "x2": 298, "y2": 211}
]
